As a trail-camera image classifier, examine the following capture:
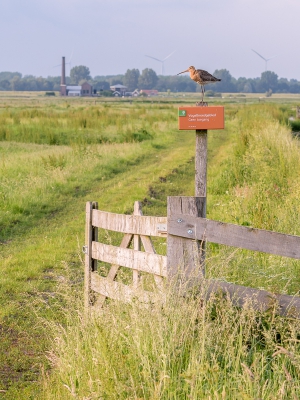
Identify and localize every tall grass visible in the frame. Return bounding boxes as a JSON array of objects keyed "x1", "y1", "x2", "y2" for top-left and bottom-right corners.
[
  {"x1": 207, "y1": 104, "x2": 300, "y2": 294},
  {"x1": 0, "y1": 103, "x2": 176, "y2": 145},
  {"x1": 0, "y1": 141, "x2": 151, "y2": 239},
  {"x1": 2, "y1": 98, "x2": 300, "y2": 398},
  {"x1": 40, "y1": 103, "x2": 300, "y2": 399},
  {"x1": 41, "y1": 274, "x2": 300, "y2": 400}
]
